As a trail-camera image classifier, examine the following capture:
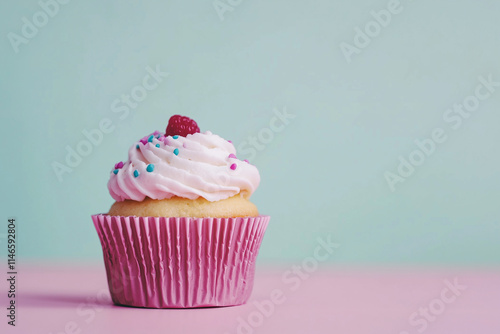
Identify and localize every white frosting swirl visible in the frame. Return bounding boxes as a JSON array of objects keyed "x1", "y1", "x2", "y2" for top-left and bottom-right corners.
[{"x1": 107, "y1": 131, "x2": 260, "y2": 202}]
